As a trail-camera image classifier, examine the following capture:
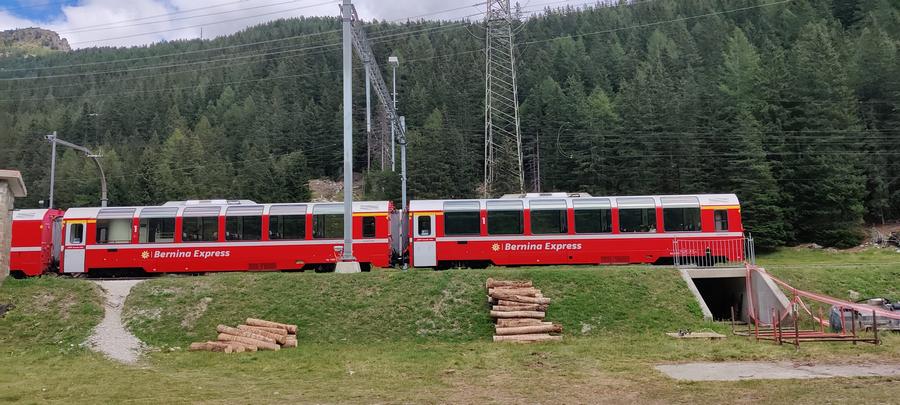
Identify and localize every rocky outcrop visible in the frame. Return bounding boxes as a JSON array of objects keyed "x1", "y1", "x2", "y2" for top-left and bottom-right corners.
[{"x1": 0, "y1": 28, "x2": 71, "y2": 56}]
